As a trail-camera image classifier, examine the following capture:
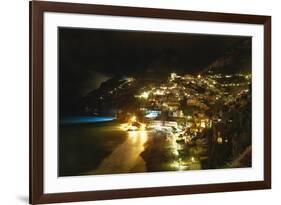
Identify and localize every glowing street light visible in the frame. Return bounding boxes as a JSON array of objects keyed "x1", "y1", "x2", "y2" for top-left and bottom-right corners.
[
  {"x1": 140, "y1": 91, "x2": 149, "y2": 99},
  {"x1": 200, "y1": 121, "x2": 206, "y2": 128},
  {"x1": 171, "y1": 73, "x2": 177, "y2": 80},
  {"x1": 130, "y1": 115, "x2": 137, "y2": 122},
  {"x1": 217, "y1": 137, "x2": 223, "y2": 144}
]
